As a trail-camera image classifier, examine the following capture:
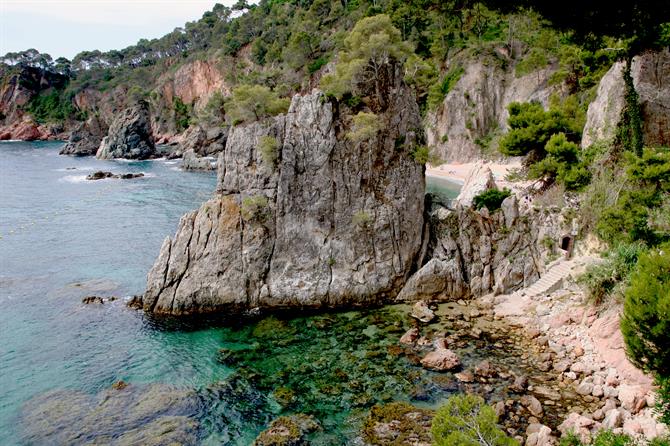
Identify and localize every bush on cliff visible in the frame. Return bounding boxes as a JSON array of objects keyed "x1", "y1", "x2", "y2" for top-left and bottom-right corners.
[
  {"x1": 473, "y1": 189, "x2": 511, "y2": 212},
  {"x1": 226, "y1": 84, "x2": 289, "y2": 124},
  {"x1": 621, "y1": 244, "x2": 670, "y2": 425},
  {"x1": 431, "y1": 394, "x2": 518, "y2": 446}
]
